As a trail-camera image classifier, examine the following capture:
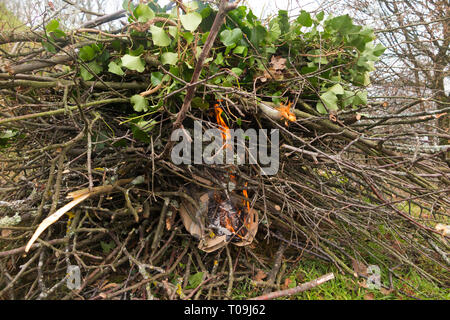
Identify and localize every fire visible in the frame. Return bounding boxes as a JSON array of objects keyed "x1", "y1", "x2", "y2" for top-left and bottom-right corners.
[
  {"x1": 214, "y1": 102, "x2": 232, "y2": 148},
  {"x1": 213, "y1": 100, "x2": 252, "y2": 240},
  {"x1": 276, "y1": 101, "x2": 296, "y2": 126}
]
